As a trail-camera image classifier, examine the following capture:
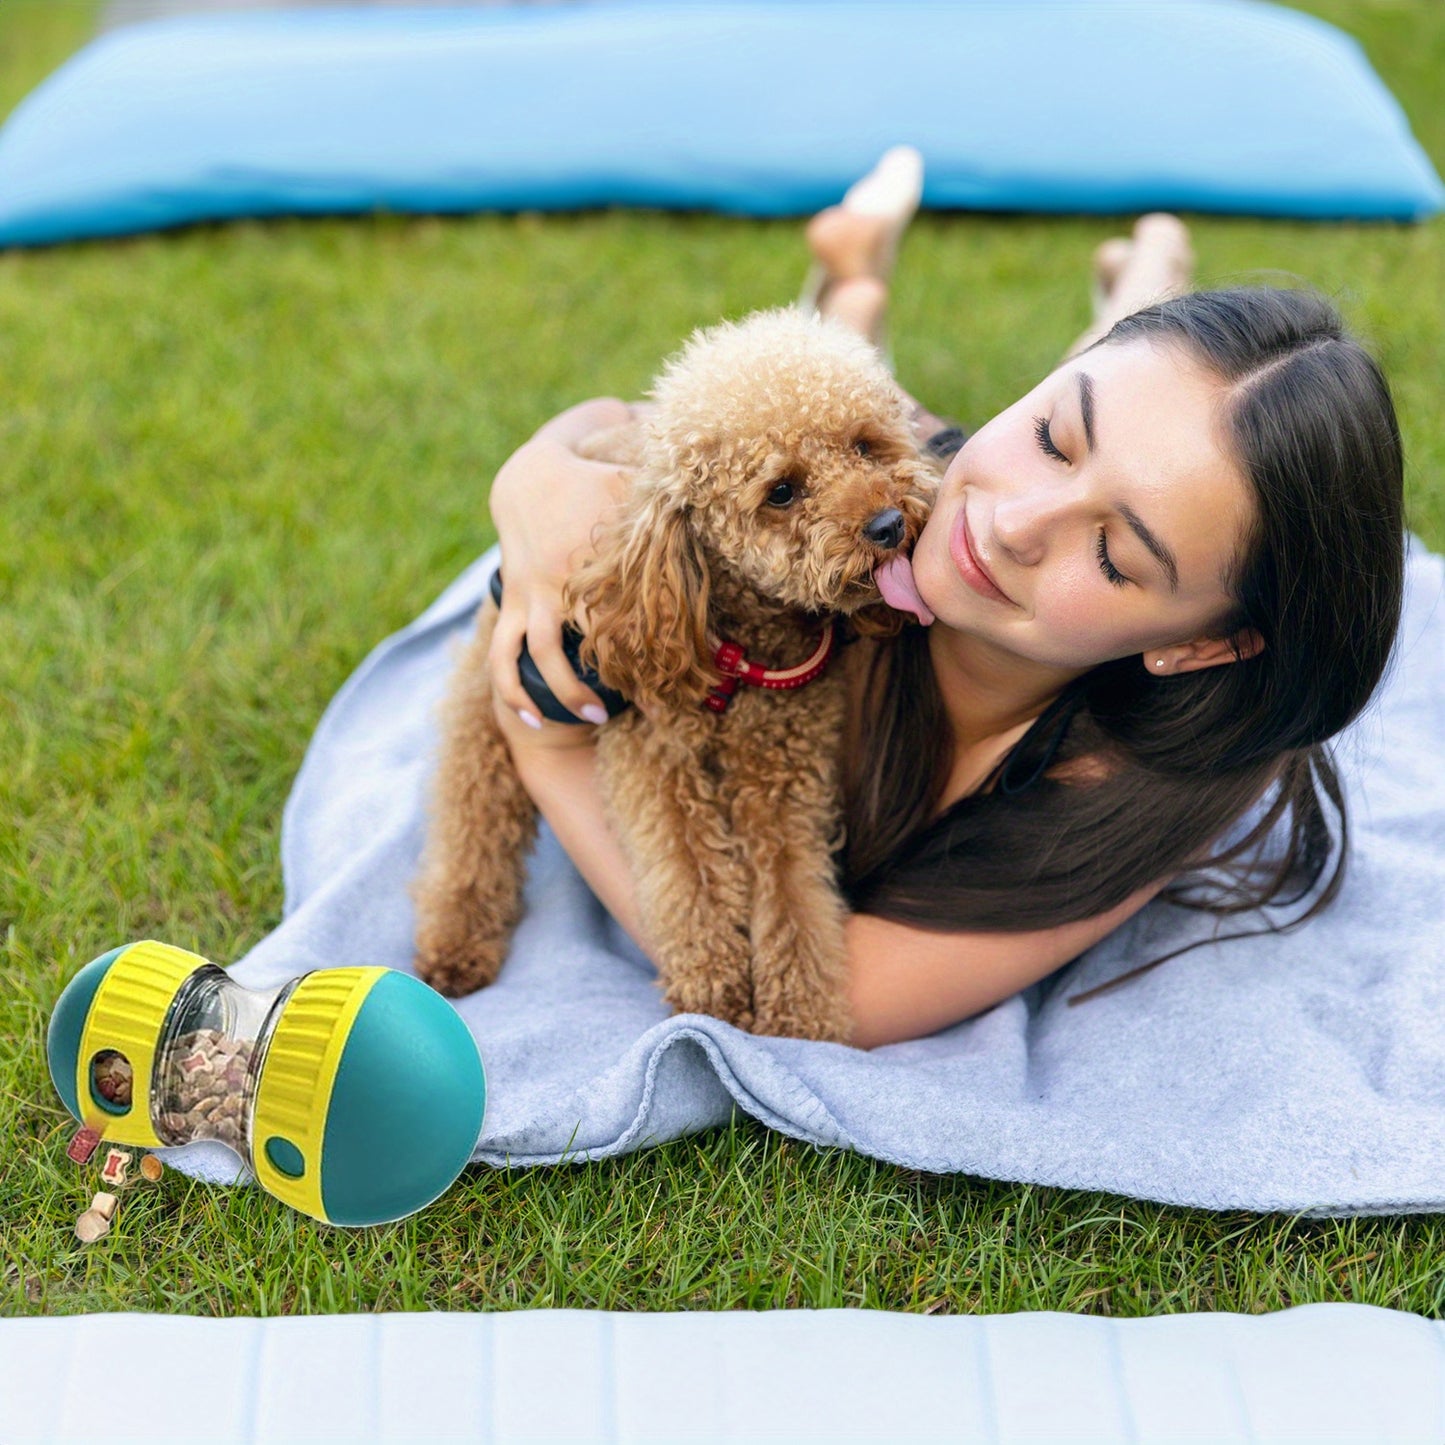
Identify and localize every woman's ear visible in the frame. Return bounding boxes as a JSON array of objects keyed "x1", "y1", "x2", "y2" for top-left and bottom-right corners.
[
  {"x1": 567, "y1": 485, "x2": 715, "y2": 709},
  {"x1": 1233, "y1": 626, "x2": 1266, "y2": 662},
  {"x1": 1161, "y1": 624, "x2": 1265, "y2": 673}
]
